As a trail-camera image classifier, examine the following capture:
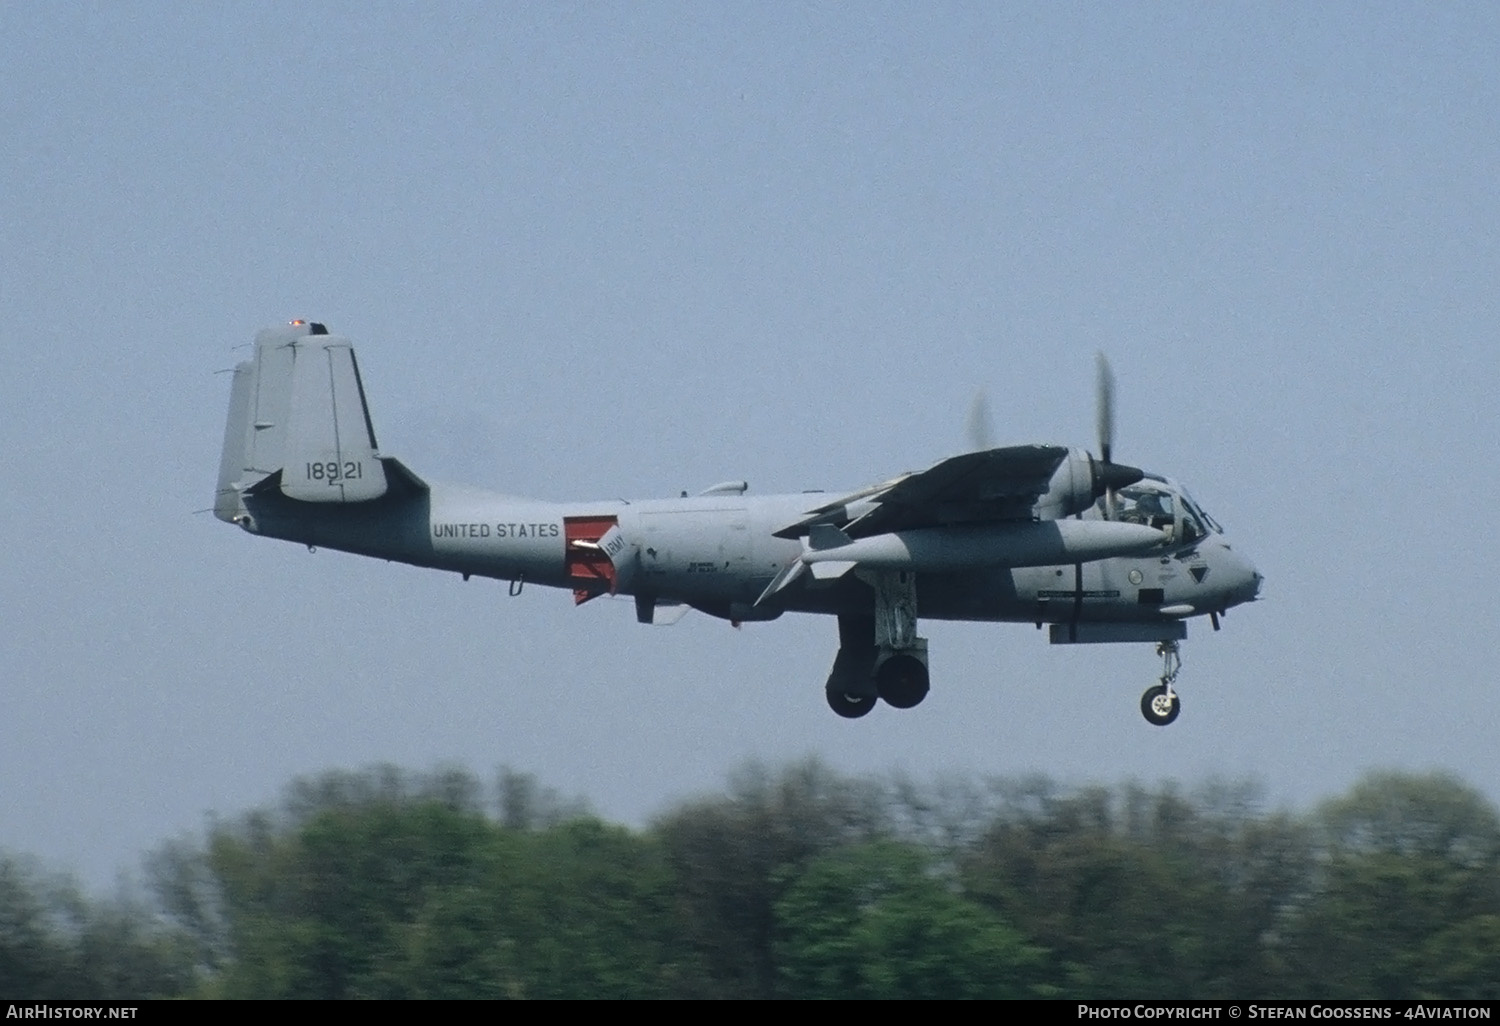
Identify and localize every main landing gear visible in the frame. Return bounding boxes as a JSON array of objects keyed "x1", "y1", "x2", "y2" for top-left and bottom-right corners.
[
  {"x1": 825, "y1": 627, "x2": 879, "y2": 719},
  {"x1": 1139, "y1": 640, "x2": 1182, "y2": 726},
  {"x1": 825, "y1": 572, "x2": 931, "y2": 718},
  {"x1": 824, "y1": 640, "x2": 931, "y2": 718},
  {"x1": 826, "y1": 688, "x2": 878, "y2": 718},
  {"x1": 875, "y1": 652, "x2": 929, "y2": 709}
]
